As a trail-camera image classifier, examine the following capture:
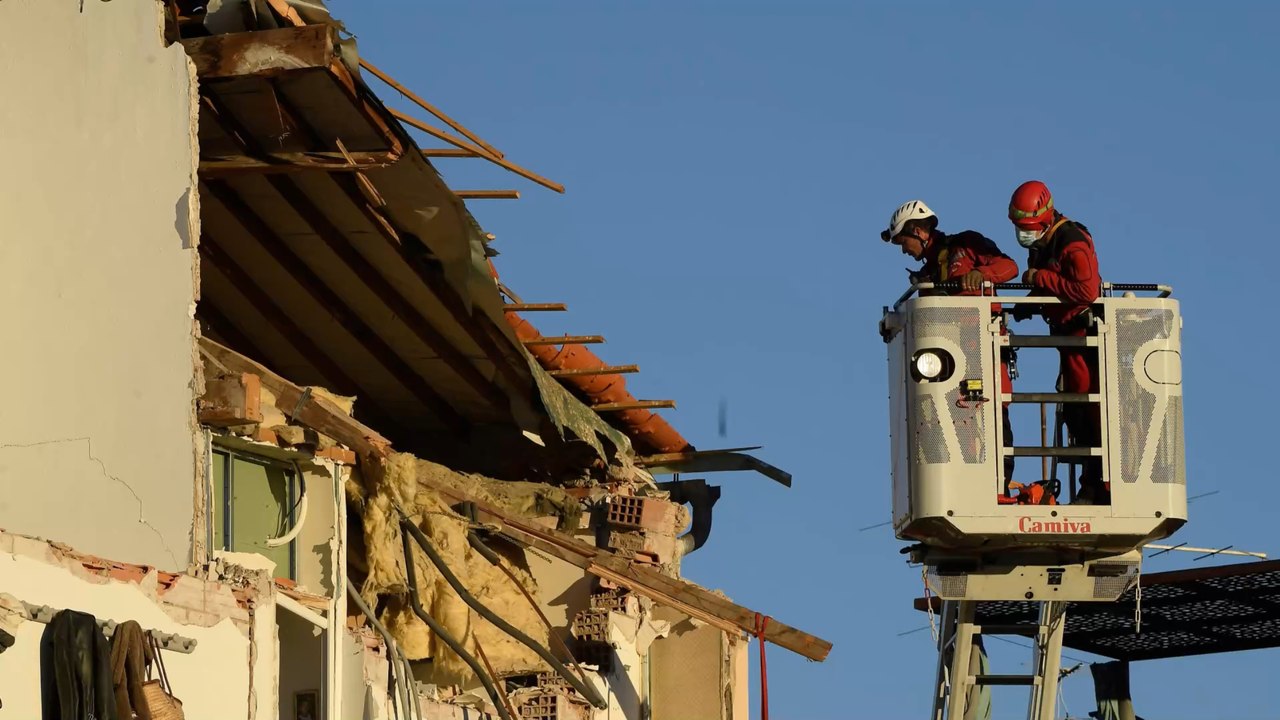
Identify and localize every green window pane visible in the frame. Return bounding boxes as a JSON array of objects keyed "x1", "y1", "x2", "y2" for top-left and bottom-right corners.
[
  {"x1": 229, "y1": 457, "x2": 294, "y2": 579},
  {"x1": 212, "y1": 450, "x2": 228, "y2": 552}
]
